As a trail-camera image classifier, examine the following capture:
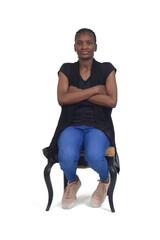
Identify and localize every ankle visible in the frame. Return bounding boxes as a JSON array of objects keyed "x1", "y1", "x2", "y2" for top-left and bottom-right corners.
[
  {"x1": 101, "y1": 177, "x2": 110, "y2": 184},
  {"x1": 69, "y1": 175, "x2": 78, "y2": 184}
]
